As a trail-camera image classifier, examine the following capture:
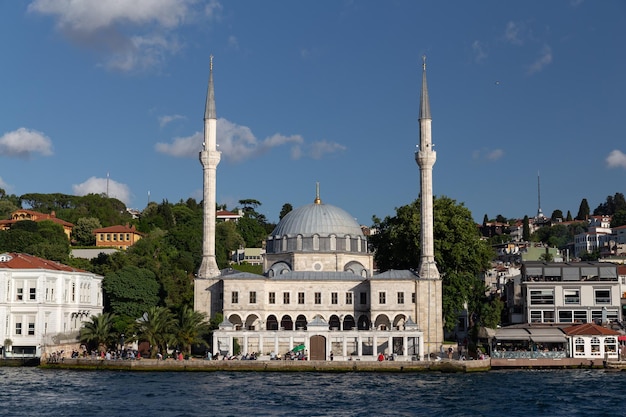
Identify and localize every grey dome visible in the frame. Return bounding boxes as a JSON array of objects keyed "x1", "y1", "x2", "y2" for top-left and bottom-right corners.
[{"x1": 271, "y1": 203, "x2": 364, "y2": 238}]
